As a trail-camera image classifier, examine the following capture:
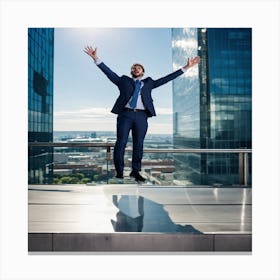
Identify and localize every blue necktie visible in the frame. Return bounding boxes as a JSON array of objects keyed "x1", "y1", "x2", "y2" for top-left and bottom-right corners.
[{"x1": 129, "y1": 80, "x2": 141, "y2": 109}]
